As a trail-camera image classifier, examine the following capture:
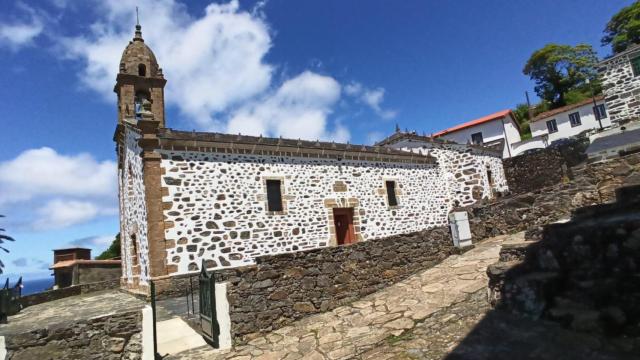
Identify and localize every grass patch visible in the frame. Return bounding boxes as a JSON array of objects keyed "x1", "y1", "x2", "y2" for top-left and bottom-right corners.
[{"x1": 386, "y1": 330, "x2": 415, "y2": 345}]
